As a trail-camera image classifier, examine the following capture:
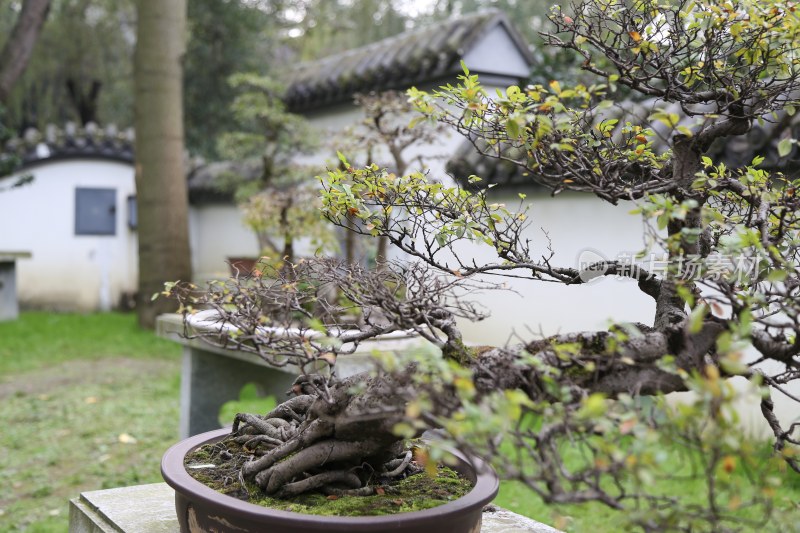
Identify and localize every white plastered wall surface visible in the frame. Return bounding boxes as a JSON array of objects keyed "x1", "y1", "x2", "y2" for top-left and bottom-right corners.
[{"x1": 0, "y1": 159, "x2": 138, "y2": 311}]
